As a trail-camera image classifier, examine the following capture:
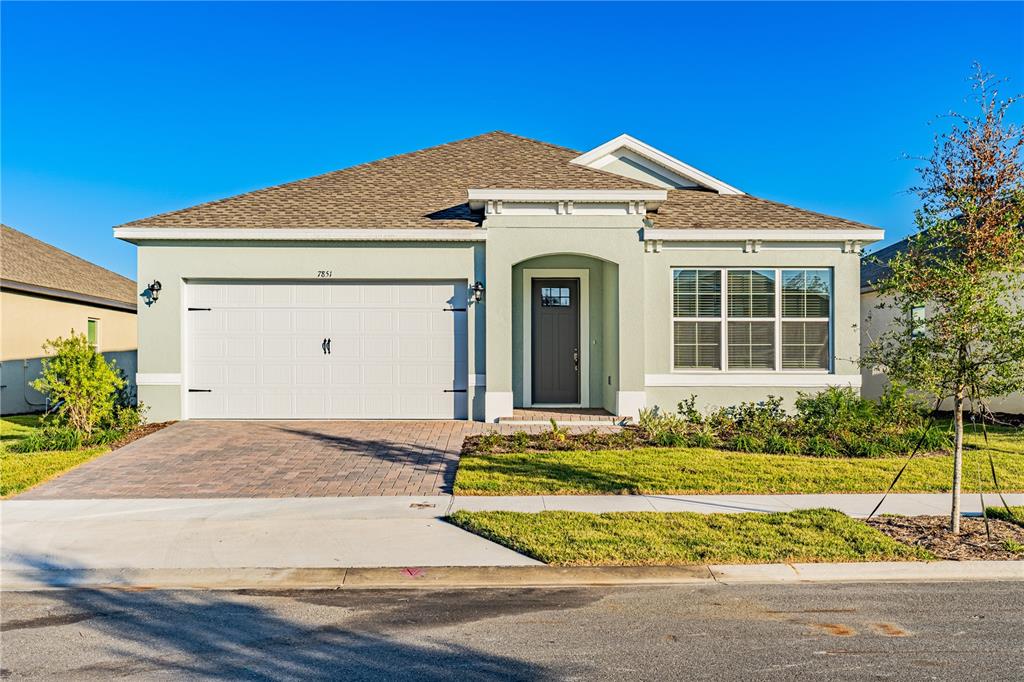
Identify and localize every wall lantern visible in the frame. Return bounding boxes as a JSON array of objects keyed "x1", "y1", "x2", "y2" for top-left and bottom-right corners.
[
  {"x1": 143, "y1": 280, "x2": 162, "y2": 306},
  {"x1": 470, "y1": 281, "x2": 485, "y2": 303}
]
